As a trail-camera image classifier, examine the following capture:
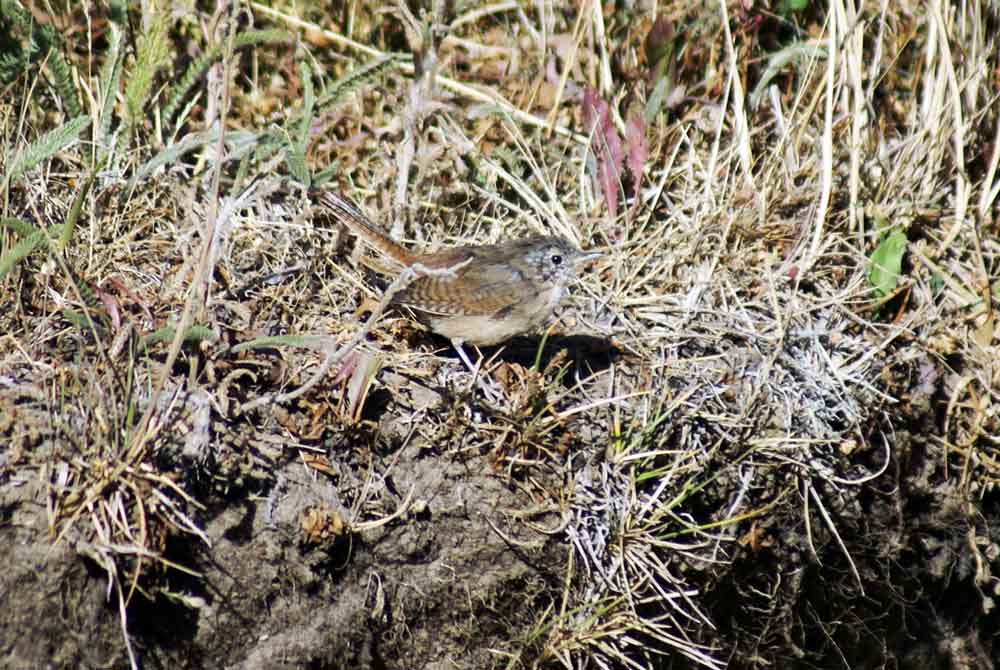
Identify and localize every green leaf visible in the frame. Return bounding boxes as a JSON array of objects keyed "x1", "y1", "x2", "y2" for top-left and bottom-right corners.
[
  {"x1": 644, "y1": 75, "x2": 672, "y2": 124},
  {"x1": 297, "y1": 60, "x2": 315, "y2": 150},
  {"x1": 230, "y1": 335, "x2": 331, "y2": 353},
  {"x1": 57, "y1": 161, "x2": 101, "y2": 251},
  {"x1": 162, "y1": 29, "x2": 289, "y2": 127},
  {"x1": 0, "y1": 229, "x2": 48, "y2": 280},
  {"x1": 929, "y1": 274, "x2": 944, "y2": 297},
  {"x1": 48, "y1": 48, "x2": 81, "y2": 118},
  {"x1": 4, "y1": 115, "x2": 91, "y2": 188},
  {"x1": 780, "y1": 0, "x2": 811, "y2": 14},
  {"x1": 128, "y1": 124, "x2": 221, "y2": 189},
  {"x1": 311, "y1": 163, "x2": 338, "y2": 188},
  {"x1": 285, "y1": 143, "x2": 310, "y2": 186},
  {"x1": 868, "y1": 227, "x2": 907, "y2": 298},
  {"x1": 314, "y1": 54, "x2": 401, "y2": 109},
  {"x1": 140, "y1": 325, "x2": 217, "y2": 349},
  {"x1": 162, "y1": 46, "x2": 217, "y2": 127},
  {"x1": 96, "y1": 23, "x2": 124, "y2": 163},
  {"x1": 62, "y1": 309, "x2": 108, "y2": 338},
  {"x1": 125, "y1": 12, "x2": 170, "y2": 128},
  {"x1": 1, "y1": 216, "x2": 41, "y2": 236}
]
